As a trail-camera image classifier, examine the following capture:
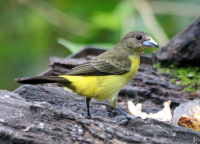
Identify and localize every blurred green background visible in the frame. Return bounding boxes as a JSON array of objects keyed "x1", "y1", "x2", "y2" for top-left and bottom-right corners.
[{"x1": 1, "y1": 0, "x2": 200, "y2": 91}]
